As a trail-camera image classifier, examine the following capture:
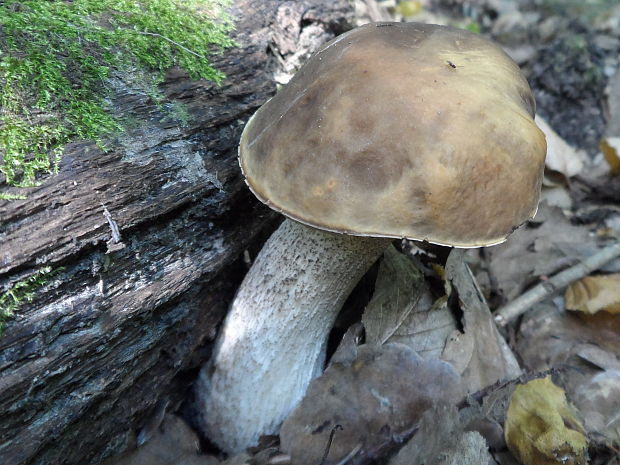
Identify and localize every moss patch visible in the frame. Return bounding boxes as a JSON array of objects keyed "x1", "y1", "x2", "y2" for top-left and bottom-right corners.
[
  {"x1": 0, "y1": 0, "x2": 235, "y2": 192},
  {"x1": 0, "y1": 266, "x2": 63, "y2": 334}
]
